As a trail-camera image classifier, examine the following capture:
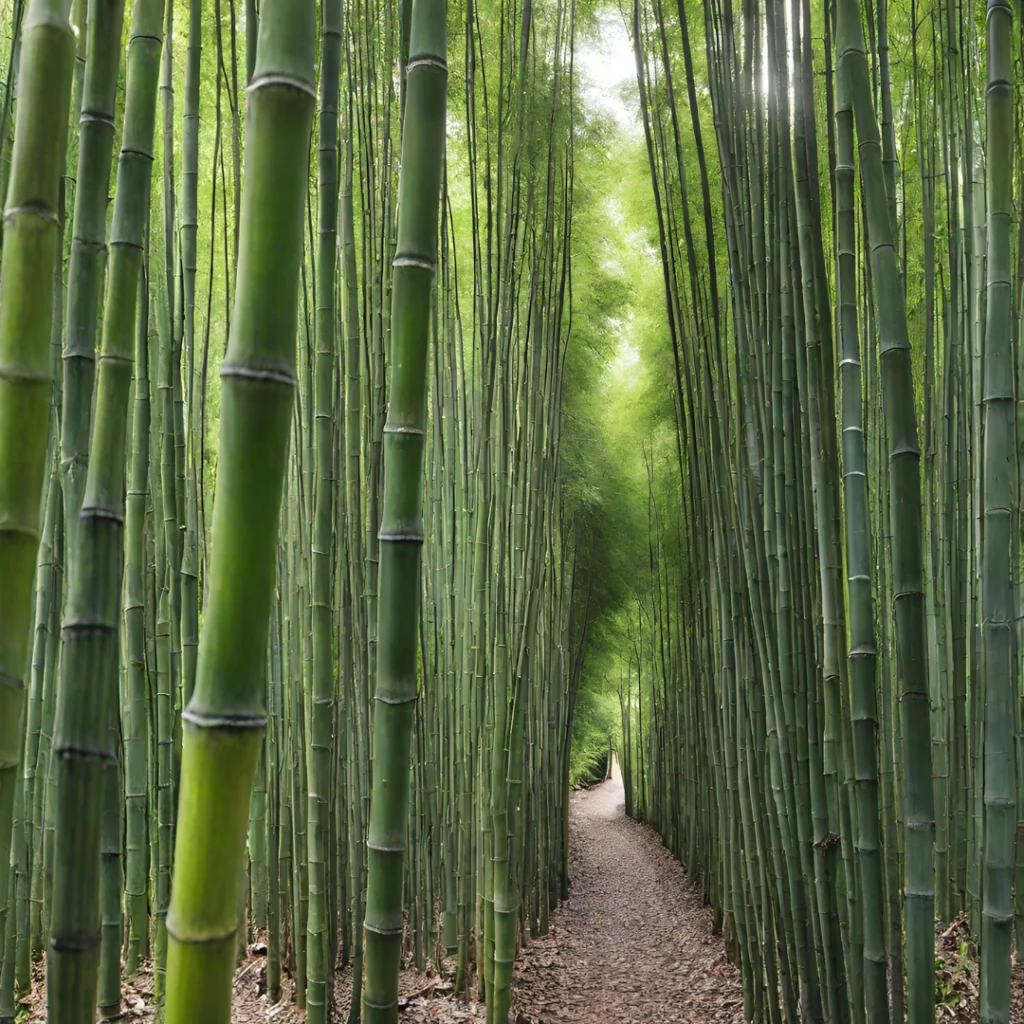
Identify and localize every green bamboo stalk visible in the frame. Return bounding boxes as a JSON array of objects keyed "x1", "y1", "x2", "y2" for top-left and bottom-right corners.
[
  {"x1": 0, "y1": 0, "x2": 26, "y2": 242},
  {"x1": 47, "y1": 0, "x2": 162, "y2": 1013},
  {"x1": 266, "y1": 604, "x2": 282, "y2": 1002},
  {"x1": 38, "y1": 511, "x2": 63, "y2": 949},
  {"x1": 837, "y1": 3, "x2": 935, "y2": 1020},
  {"x1": 25, "y1": 432, "x2": 61, "y2": 961},
  {"x1": 307, "y1": 0, "x2": 342, "y2": 1014},
  {"x1": 0, "y1": 766, "x2": 24, "y2": 1024},
  {"x1": 124, "y1": 253, "x2": 151, "y2": 977},
  {"x1": 835, "y1": 25, "x2": 889, "y2": 1024},
  {"x1": 163, "y1": 0, "x2": 315, "y2": 1016},
  {"x1": 363, "y1": 1, "x2": 447, "y2": 1017},
  {"x1": 25, "y1": 184, "x2": 66, "y2": 961},
  {"x1": 341, "y1": 53, "x2": 367, "y2": 1015},
  {"x1": 0, "y1": 0, "x2": 75, "y2": 917},
  {"x1": 179, "y1": 0, "x2": 200, "y2": 705},
  {"x1": 979, "y1": 4, "x2": 1015, "y2": 1022},
  {"x1": 153, "y1": 501, "x2": 171, "y2": 1000},
  {"x1": 61, "y1": 0, "x2": 126, "y2": 558},
  {"x1": 157, "y1": 0, "x2": 180, "y2": 803},
  {"x1": 248, "y1": 749, "x2": 268, "y2": 928},
  {"x1": 97, "y1": 703, "x2": 122, "y2": 1019}
]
